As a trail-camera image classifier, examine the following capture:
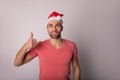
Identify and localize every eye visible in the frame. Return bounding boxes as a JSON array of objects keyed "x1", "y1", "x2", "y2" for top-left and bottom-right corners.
[
  {"x1": 56, "y1": 24, "x2": 61, "y2": 27},
  {"x1": 47, "y1": 24, "x2": 53, "y2": 28}
]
